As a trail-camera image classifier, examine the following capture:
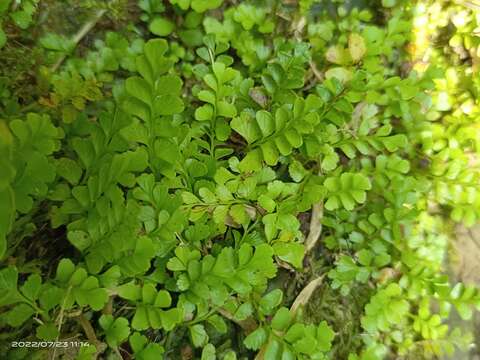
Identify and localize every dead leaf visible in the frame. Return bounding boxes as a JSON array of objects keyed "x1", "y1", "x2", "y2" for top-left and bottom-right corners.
[
  {"x1": 326, "y1": 45, "x2": 347, "y2": 65},
  {"x1": 305, "y1": 202, "x2": 323, "y2": 253},
  {"x1": 348, "y1": 33, "x2": 366, "y2": 63},
  {"x1": 290, "y1": 275, "x2": 324, "y2": 314}
]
